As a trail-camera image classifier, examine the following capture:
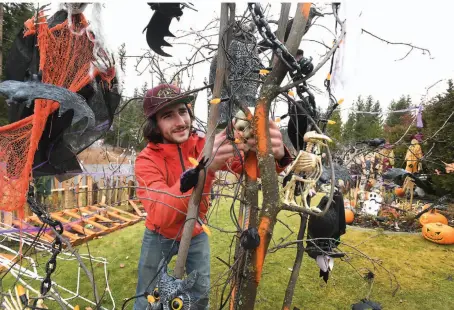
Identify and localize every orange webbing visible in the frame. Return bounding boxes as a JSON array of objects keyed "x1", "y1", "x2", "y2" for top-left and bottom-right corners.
[{"x1": 0, "y1": 11, "x2": 115, "y2": 217}]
